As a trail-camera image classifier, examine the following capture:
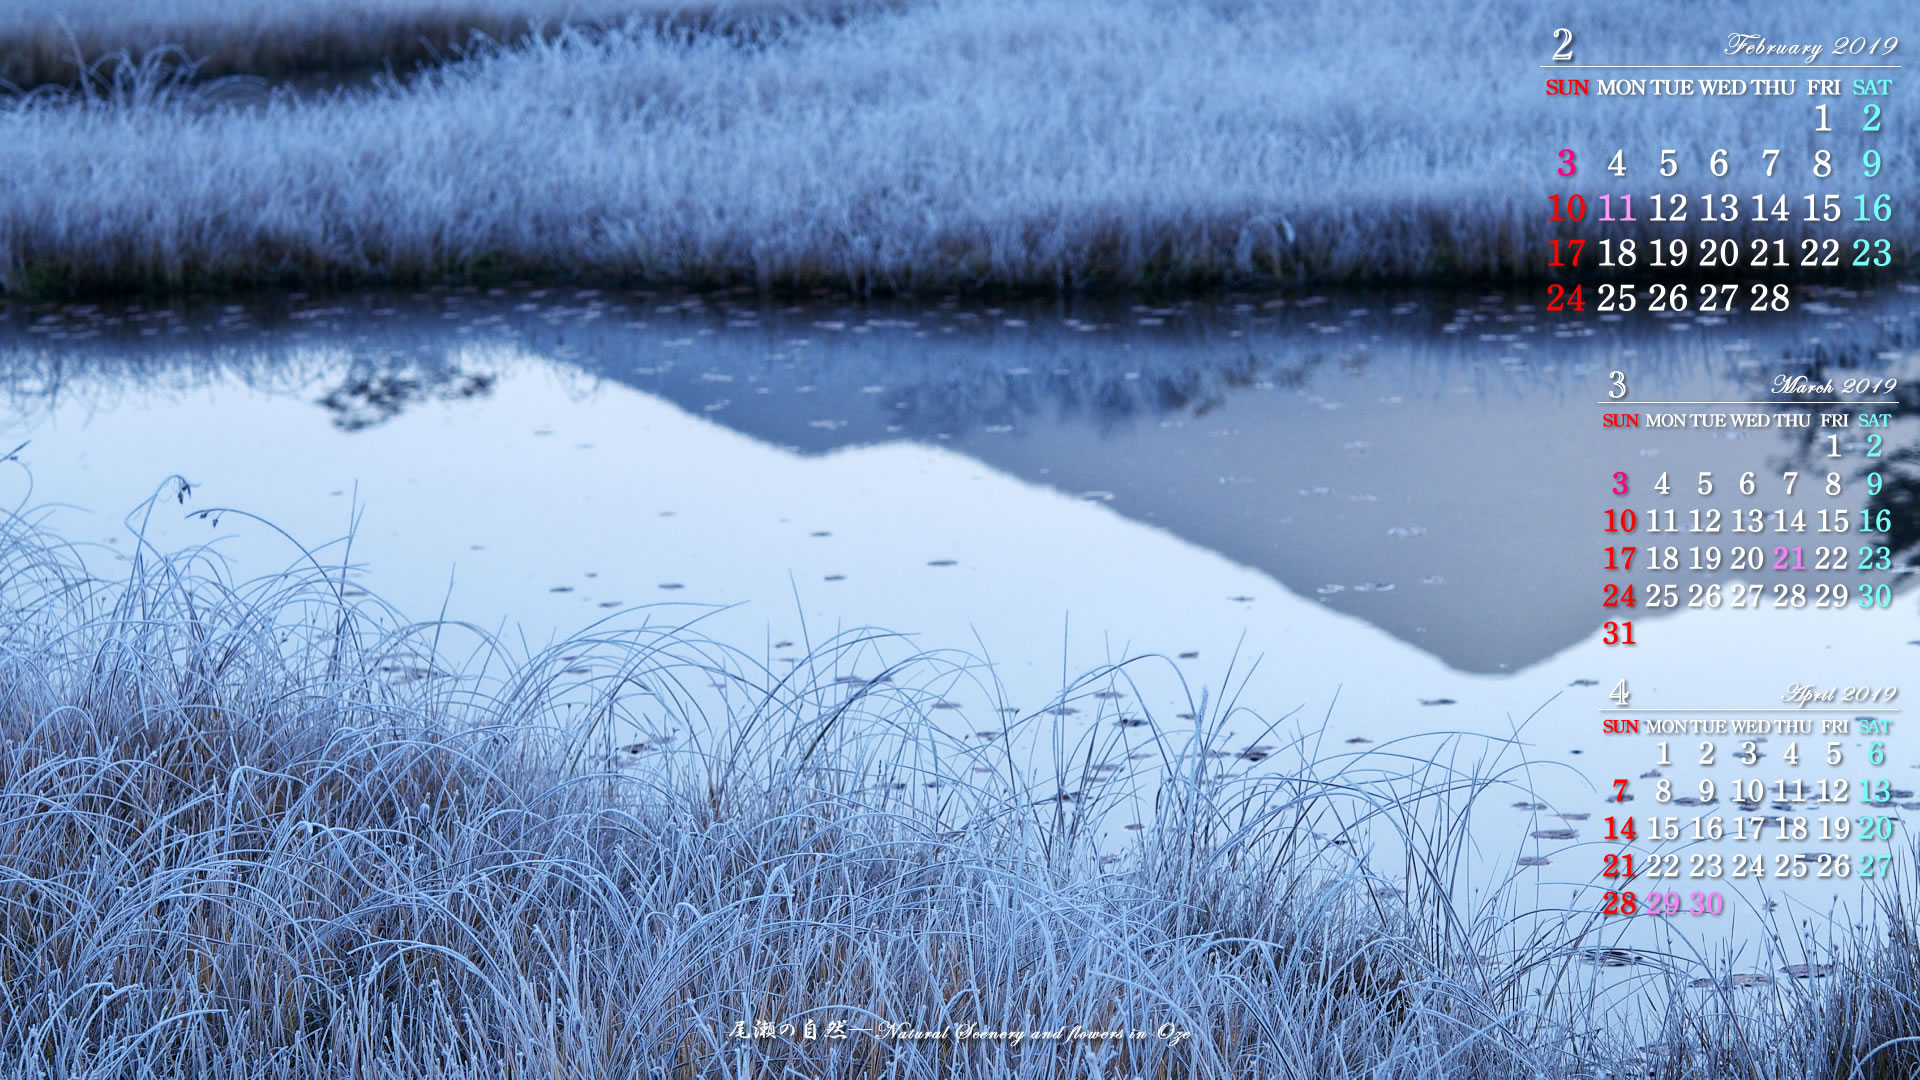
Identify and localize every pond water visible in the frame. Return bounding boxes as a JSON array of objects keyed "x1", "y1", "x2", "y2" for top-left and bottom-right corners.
[{"x1": 5, "y1": 282, "x2": 1919, "y2": 979}]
